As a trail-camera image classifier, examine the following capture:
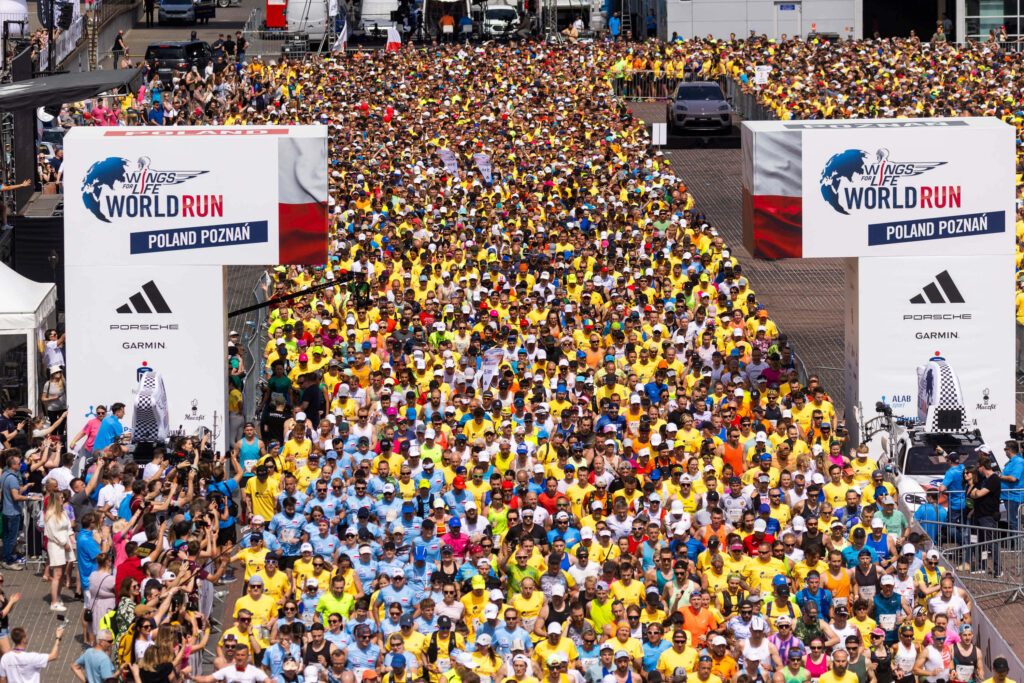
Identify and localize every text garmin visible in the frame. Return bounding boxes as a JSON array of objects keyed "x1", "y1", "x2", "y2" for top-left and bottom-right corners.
[
  {"x1": 81, "y1": 156, "x2": 223, "y2": 223},
  {"x1": 819, "y1": 148, "x2": 955, "y2": 216}
]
